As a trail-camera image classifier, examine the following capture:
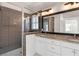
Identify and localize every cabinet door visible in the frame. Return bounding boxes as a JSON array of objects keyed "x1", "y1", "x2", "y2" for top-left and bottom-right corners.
[
  {"x1": 35, "y1": 37, "x2": 44, "y2": 55},
  {"x1": 26, "y1": 36, "x2": 31, "y2": 56},
  {"x1": 35, "y1": 37, "x2": 48, "y2": 56},
  {"x1": 61, "y1": 47, "x2": 74, "y2": 56},
  {"x1": 75, "y1": 50, "x2": 79, "y2": 56},
  {"x1": 26, "y1": 35, "x2": 32, "y2": 56},
  {"x1": 26, "y1": 35, "x2": 36, "y2": 56}
]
